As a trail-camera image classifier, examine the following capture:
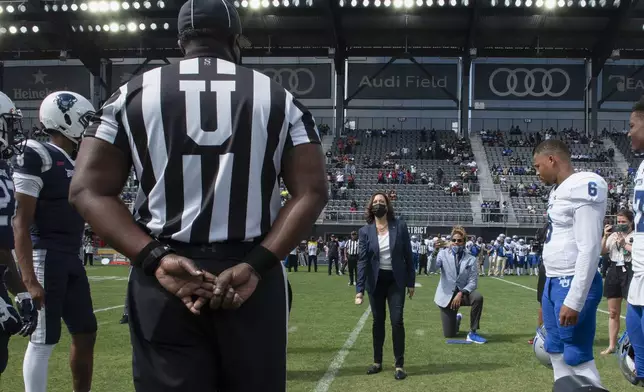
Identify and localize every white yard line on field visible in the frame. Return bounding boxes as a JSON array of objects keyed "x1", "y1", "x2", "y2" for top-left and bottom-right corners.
[
  {"x1": 313, "y1": 308, "x2": 371, "y2": 392},
  {"x1": 93, "y1": 305, "x2": 125, "y2": 313},
  {"x1": 492, "y1": 277, "x2": 624, "y2": 320}
]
